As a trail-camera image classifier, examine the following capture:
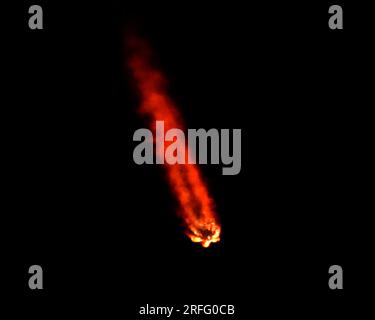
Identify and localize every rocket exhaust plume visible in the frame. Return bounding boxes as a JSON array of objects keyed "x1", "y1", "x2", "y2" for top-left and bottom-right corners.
[{"x1": 126, "y1": 33, "x2": 221, "y2": 248}]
